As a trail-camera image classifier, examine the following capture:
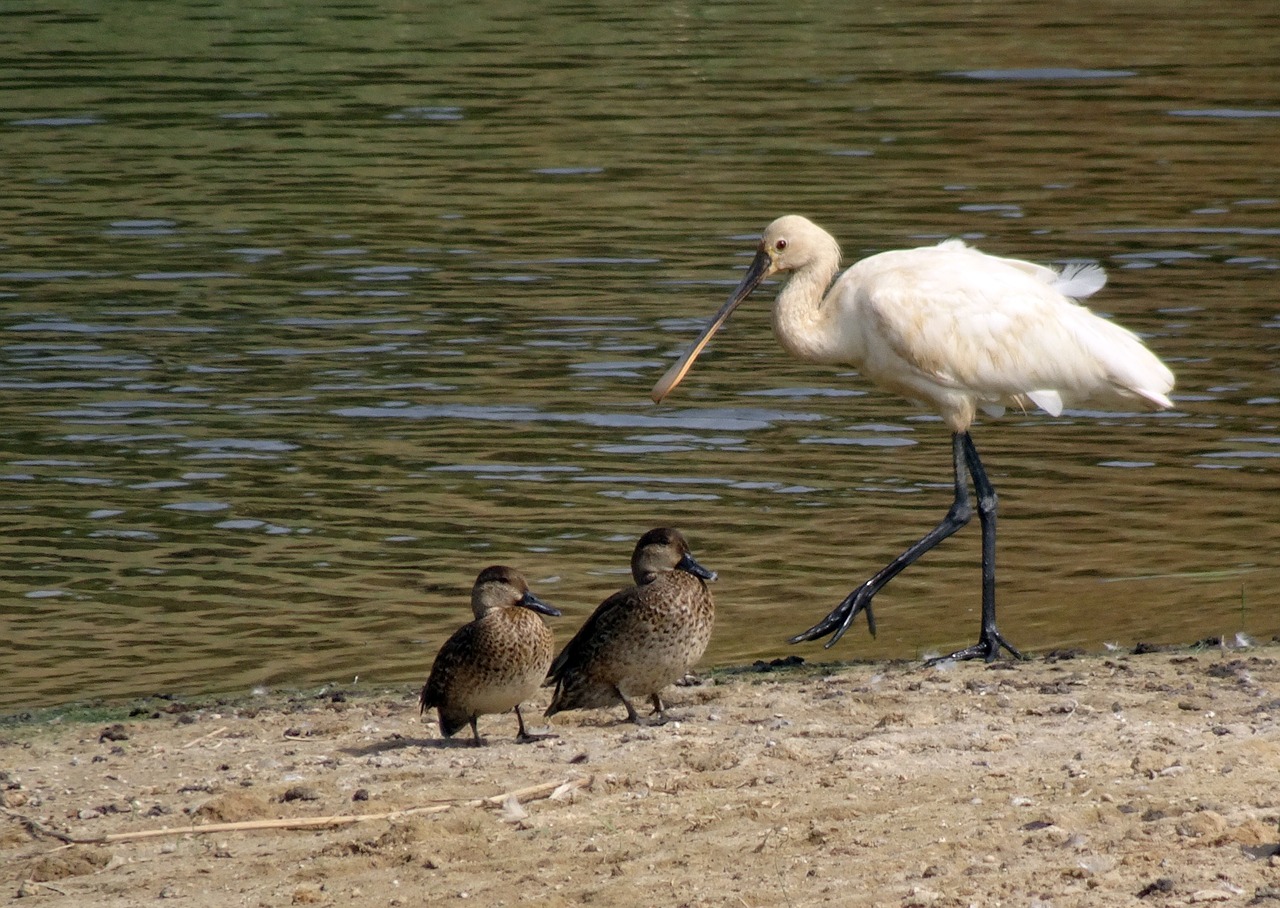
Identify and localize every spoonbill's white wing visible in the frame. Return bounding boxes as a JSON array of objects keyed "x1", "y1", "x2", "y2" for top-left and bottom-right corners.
[{"x1": 839, "y1": 244, "x2": 1172, "y2": 423}]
